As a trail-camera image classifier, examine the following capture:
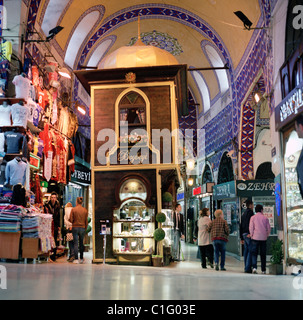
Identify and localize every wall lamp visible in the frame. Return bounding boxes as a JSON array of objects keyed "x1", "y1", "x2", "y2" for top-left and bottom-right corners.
[
  {"x1": 21, "y1": 26, "x2": 64, "y2": 48},
  {"x1": 77, "y1": 105, "x2": 86, "y2": 116},
  {"x1": 188, "y1": 178, "x2": 194, "y2": 187},
  {"x1": 234, "y1": 11, "x2": 266, "y2": 31}
]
